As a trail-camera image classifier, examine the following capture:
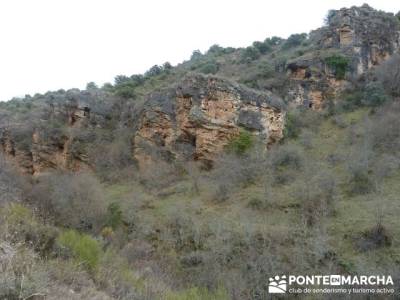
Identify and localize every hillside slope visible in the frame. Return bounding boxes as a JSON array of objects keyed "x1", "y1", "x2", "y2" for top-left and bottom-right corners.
[{"x1": 0, "y1": 4, "x2": 400, "y2": 300}]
